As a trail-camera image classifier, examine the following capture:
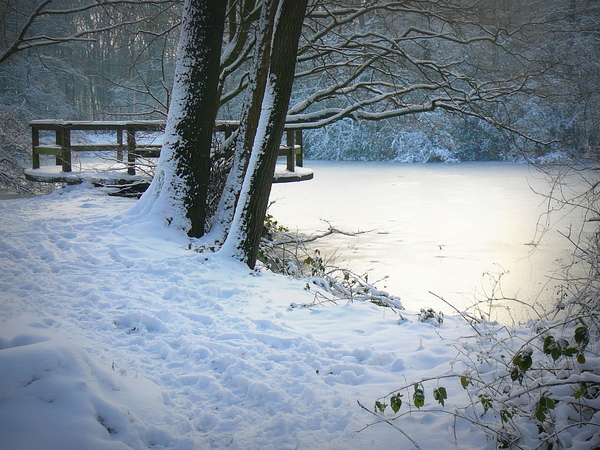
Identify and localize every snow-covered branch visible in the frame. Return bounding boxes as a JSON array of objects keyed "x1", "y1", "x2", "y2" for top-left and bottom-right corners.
[{"x1": 0, "y1": 0, "x2": 178, "y2": 65}]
